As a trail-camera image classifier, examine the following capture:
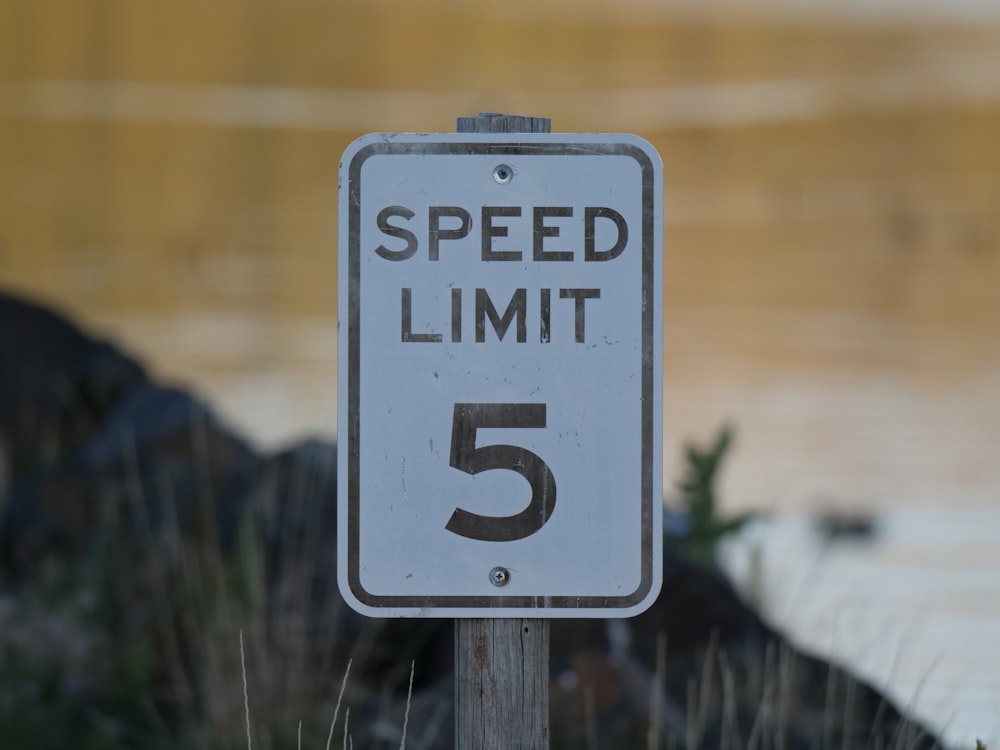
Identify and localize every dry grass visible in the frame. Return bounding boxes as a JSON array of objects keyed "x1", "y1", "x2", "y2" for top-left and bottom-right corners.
[{"x1": 0, "y1": 417, "x2": 961, "y2": 749}]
